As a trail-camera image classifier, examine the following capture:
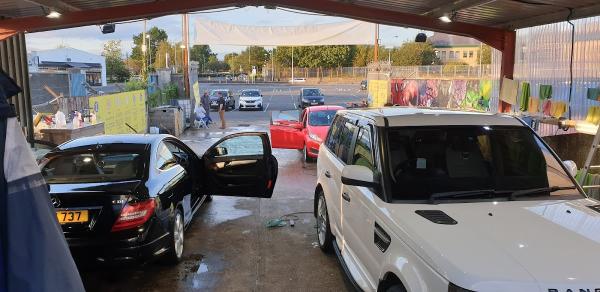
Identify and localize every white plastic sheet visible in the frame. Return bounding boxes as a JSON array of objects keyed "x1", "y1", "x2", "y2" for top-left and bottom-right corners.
[{"x1": 194, "y1": 18, "x2": 375, "y2": 46}]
